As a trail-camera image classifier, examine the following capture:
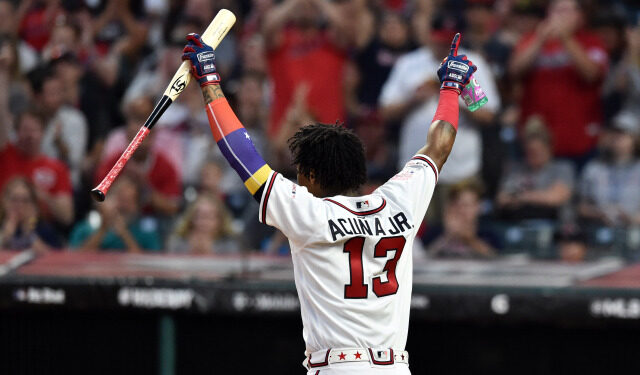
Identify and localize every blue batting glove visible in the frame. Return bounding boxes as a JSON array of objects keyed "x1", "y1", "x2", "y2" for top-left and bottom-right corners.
[
  {"x1": 181, "y1": 33, "x2": 220, "y2": 87},
  {"x1": 437, "y1": 33, "x2": 477, "y2": 94}
]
